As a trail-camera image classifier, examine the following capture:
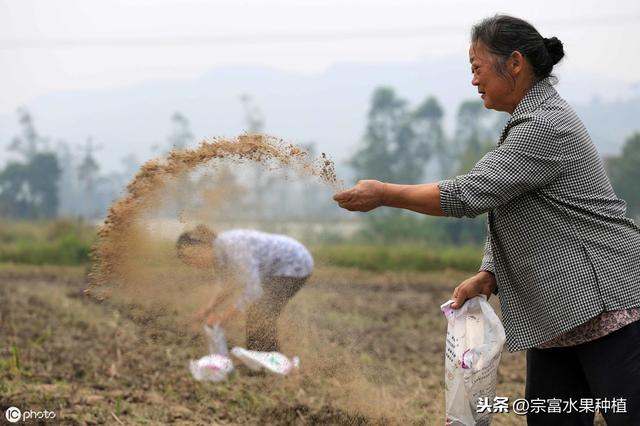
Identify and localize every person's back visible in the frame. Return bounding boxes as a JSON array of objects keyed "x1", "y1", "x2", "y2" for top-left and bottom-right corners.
[
  {"x1": 215, "y1": 229, "x2": 313, "y2": 282},
  {"x1": 176, "y1": 225, "x2": 313, "y2": 351},
  {"x1": 213, "y1": 229, "x2": 313, "y2": 352}
]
